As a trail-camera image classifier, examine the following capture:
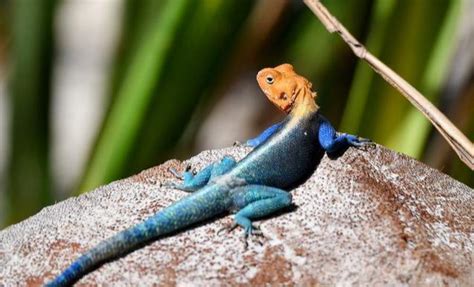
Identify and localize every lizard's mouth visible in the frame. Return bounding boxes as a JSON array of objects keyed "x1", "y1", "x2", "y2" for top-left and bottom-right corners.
[
  {"x1": 279, "y1": 94, "x2": 297, "y2": 114},
  {"x1": 281, "y1": 101, "x2": 293, "y2": 113},
  {"x1": 262, "y1": 89, "x2": 296, "y2": 114}
]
